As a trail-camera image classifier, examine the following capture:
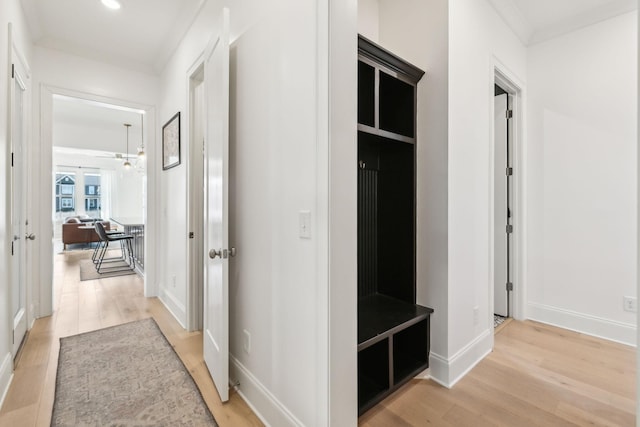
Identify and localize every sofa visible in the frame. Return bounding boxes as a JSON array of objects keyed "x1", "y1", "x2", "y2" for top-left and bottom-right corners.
[{"x1": 62, "y1": 217, "x2": 110, "y2": 250}]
